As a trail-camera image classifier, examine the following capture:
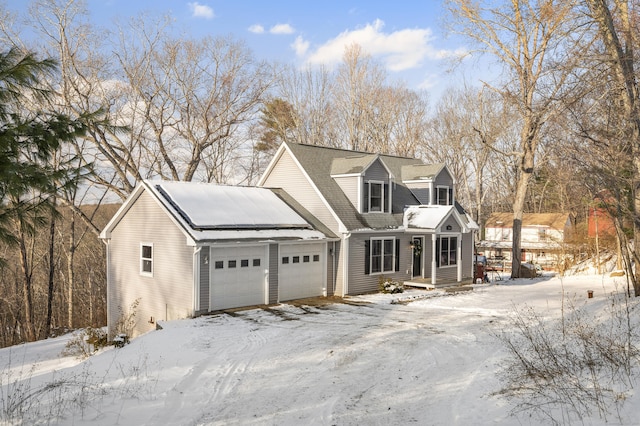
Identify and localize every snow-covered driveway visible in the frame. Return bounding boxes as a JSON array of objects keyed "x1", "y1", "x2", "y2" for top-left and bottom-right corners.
[{"x1": 2, "y1": 274, "x2": 630, "y2": 425}]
